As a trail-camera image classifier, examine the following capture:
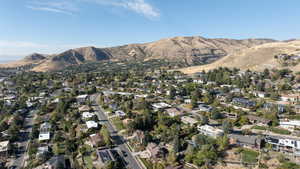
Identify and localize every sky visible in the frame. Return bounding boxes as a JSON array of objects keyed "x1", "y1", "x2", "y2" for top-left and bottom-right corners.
[{"x1": 1, "y1": 0, "x2": 300, "y2": 61}]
